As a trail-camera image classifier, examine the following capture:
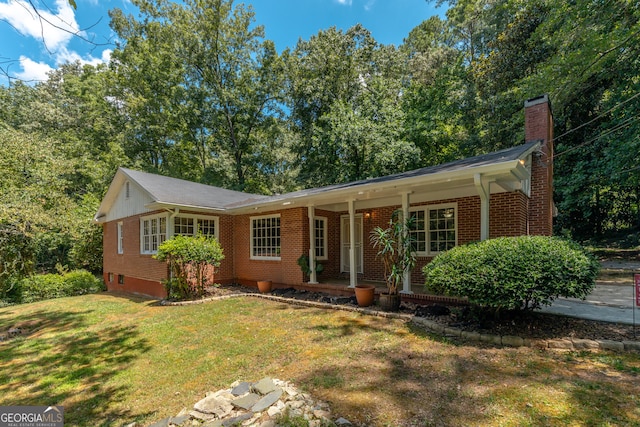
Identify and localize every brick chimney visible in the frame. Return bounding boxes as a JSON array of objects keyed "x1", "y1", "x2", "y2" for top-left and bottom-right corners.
[{"x1": 525, "y1": 94, "x2": 554, "y2": 236}]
